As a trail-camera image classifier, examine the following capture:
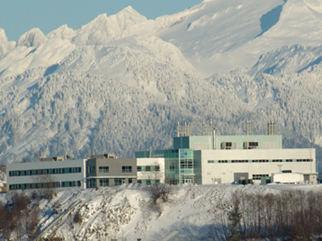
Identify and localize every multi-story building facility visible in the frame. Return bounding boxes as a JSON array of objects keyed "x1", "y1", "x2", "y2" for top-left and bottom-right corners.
[
  {"x1": 6, "y1": 122, "x2": 318, "y2": 190},
  {"x1": 7, "y1": 156, "x2": 87, "y2": 190},
  {"x1": 86, "y1": 154, "x2": 137, "y2": 188},
  {"x1": 135, "y1": 122, "x2": 317, "y2": 185}
]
